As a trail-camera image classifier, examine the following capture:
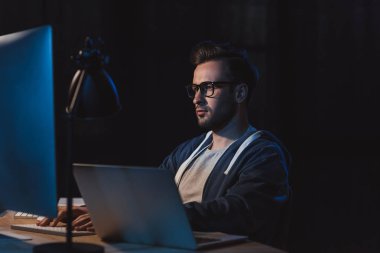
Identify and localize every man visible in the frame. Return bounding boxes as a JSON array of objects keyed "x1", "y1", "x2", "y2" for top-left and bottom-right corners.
[
  {"x1": 38, "y1": 40, "x2": 290, "y2": 247},
  {"x1": 158, "y1": 41, "x2": 290, "y2": 246}
]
